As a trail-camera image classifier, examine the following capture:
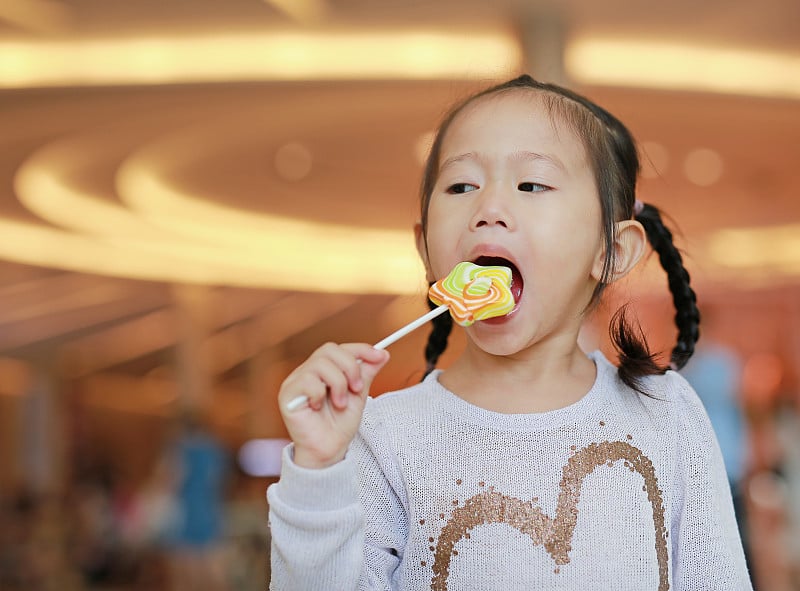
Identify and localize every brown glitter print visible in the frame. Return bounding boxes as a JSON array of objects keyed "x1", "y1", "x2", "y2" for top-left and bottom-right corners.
[{"x1": 429, "y1": 441, "x2": 668, "y2": 591}]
